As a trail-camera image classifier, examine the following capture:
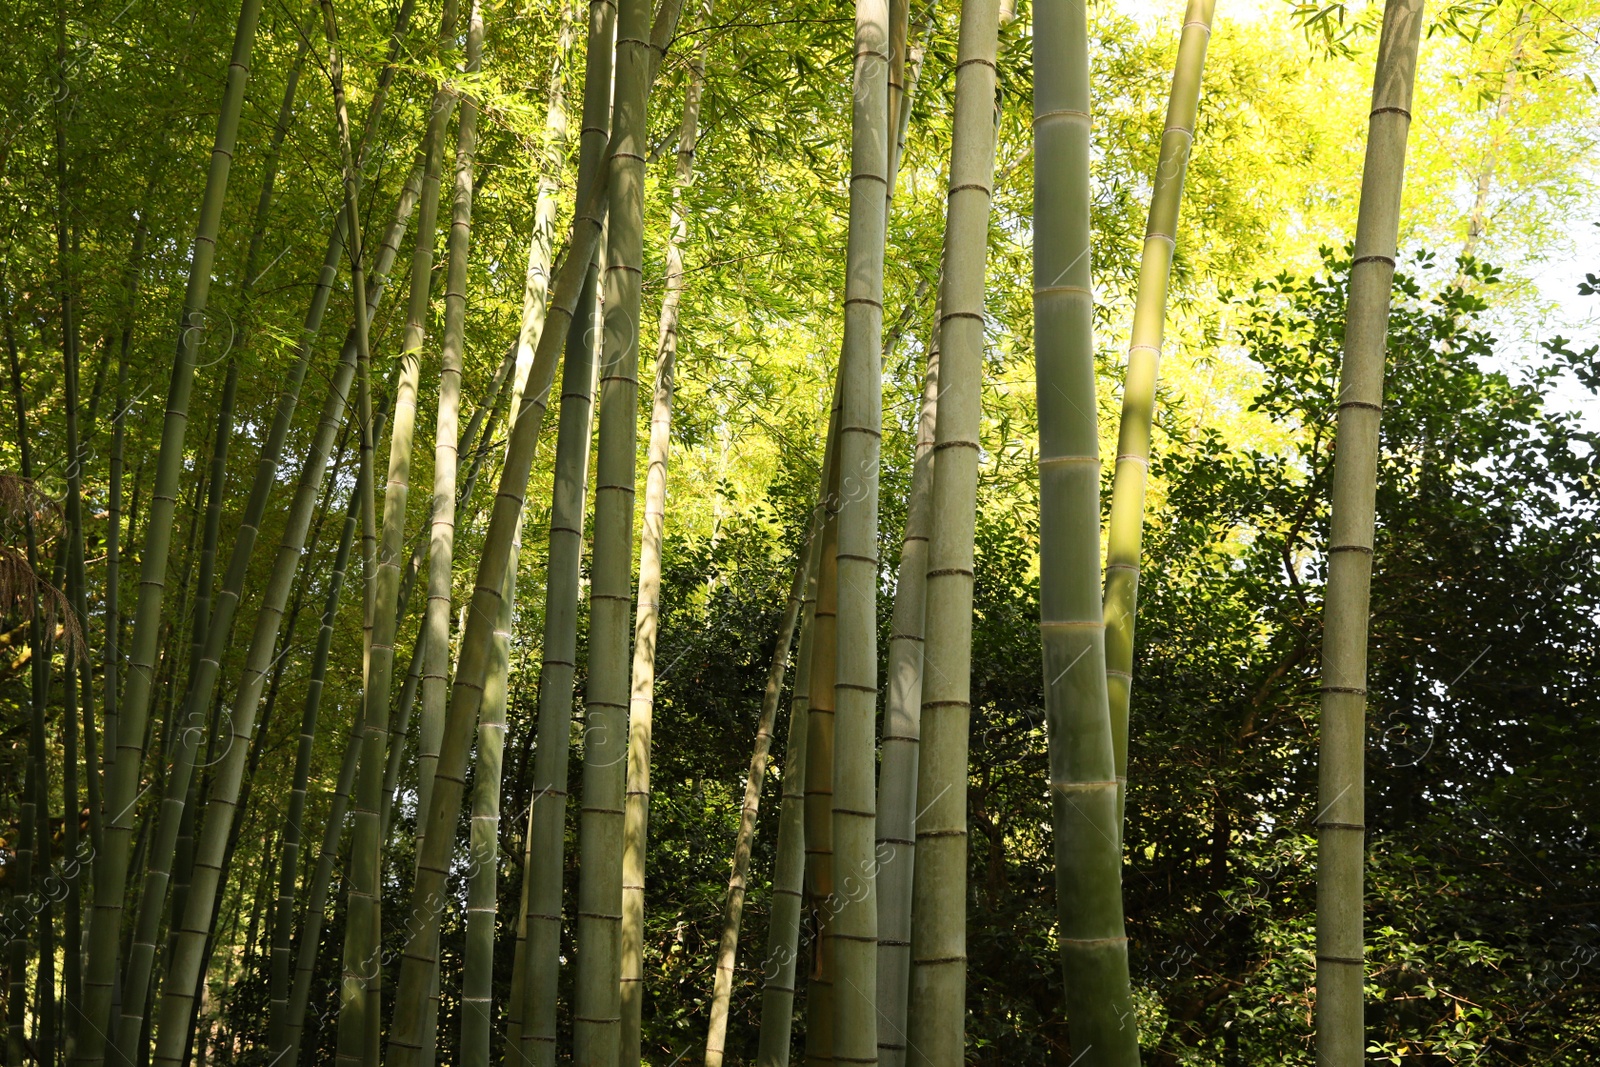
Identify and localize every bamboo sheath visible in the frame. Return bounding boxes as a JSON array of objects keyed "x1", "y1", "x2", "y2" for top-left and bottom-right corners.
[
  {"x1": 385, "y1": 5, "x2": 684, "y2": 1063},
  {"x1": 76, "y1": 1, "x2": 264, "y2": 1057},
  {"x1": 1033, "y1": 0, "x2": 1141, "y2": 1060},
  {"x1": 1103, "y1": 0, "x2": 1214, "y2": 835},
  {"x1": 899, "y1": 2, "x2": 1000, "y2": 1064},
  {"x1": 619, "y1": 4, "x2": 710, "y2": 1058},
  {"x1": 1316, "y1": 1, "x2": 1423, "y2": 1064}
]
